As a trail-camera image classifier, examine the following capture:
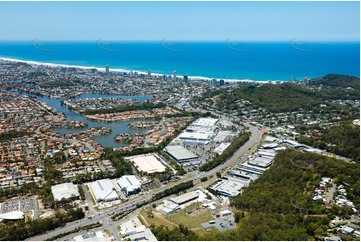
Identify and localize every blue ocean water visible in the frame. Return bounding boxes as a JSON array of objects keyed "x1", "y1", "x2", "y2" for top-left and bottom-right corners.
[{"x1": 0, "y1": 40, "x2": 359, "y2": 81}]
